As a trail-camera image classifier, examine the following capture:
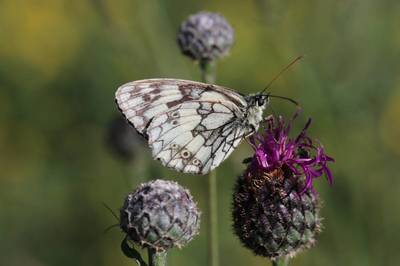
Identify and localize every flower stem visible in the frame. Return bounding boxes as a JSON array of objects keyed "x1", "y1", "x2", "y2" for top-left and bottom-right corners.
[
  {"x1": 208, "y1": 170, "x2": 218, "y2": 266},
  {"x1": 200, "y1": 60, "x2": 216, "y2": 84},
  {"x1": 272, "y1": 256, "x2": 290, "y2": 266},
  {"x1": 148, "y1": 248, "x2": 167, "y2": 266},
  {"x1": 200, "y1": 59, "x2": 218, "y2": 266}
]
